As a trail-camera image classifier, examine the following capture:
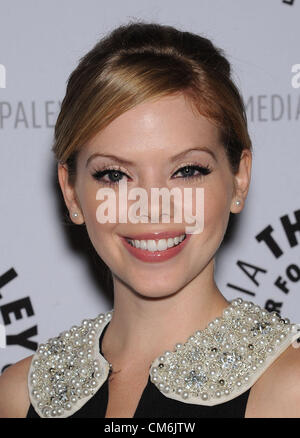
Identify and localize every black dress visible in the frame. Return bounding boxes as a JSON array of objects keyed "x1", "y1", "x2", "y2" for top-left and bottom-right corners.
[{"x1": 27, "y1": 320, "x2": 251, "y2": 418}]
